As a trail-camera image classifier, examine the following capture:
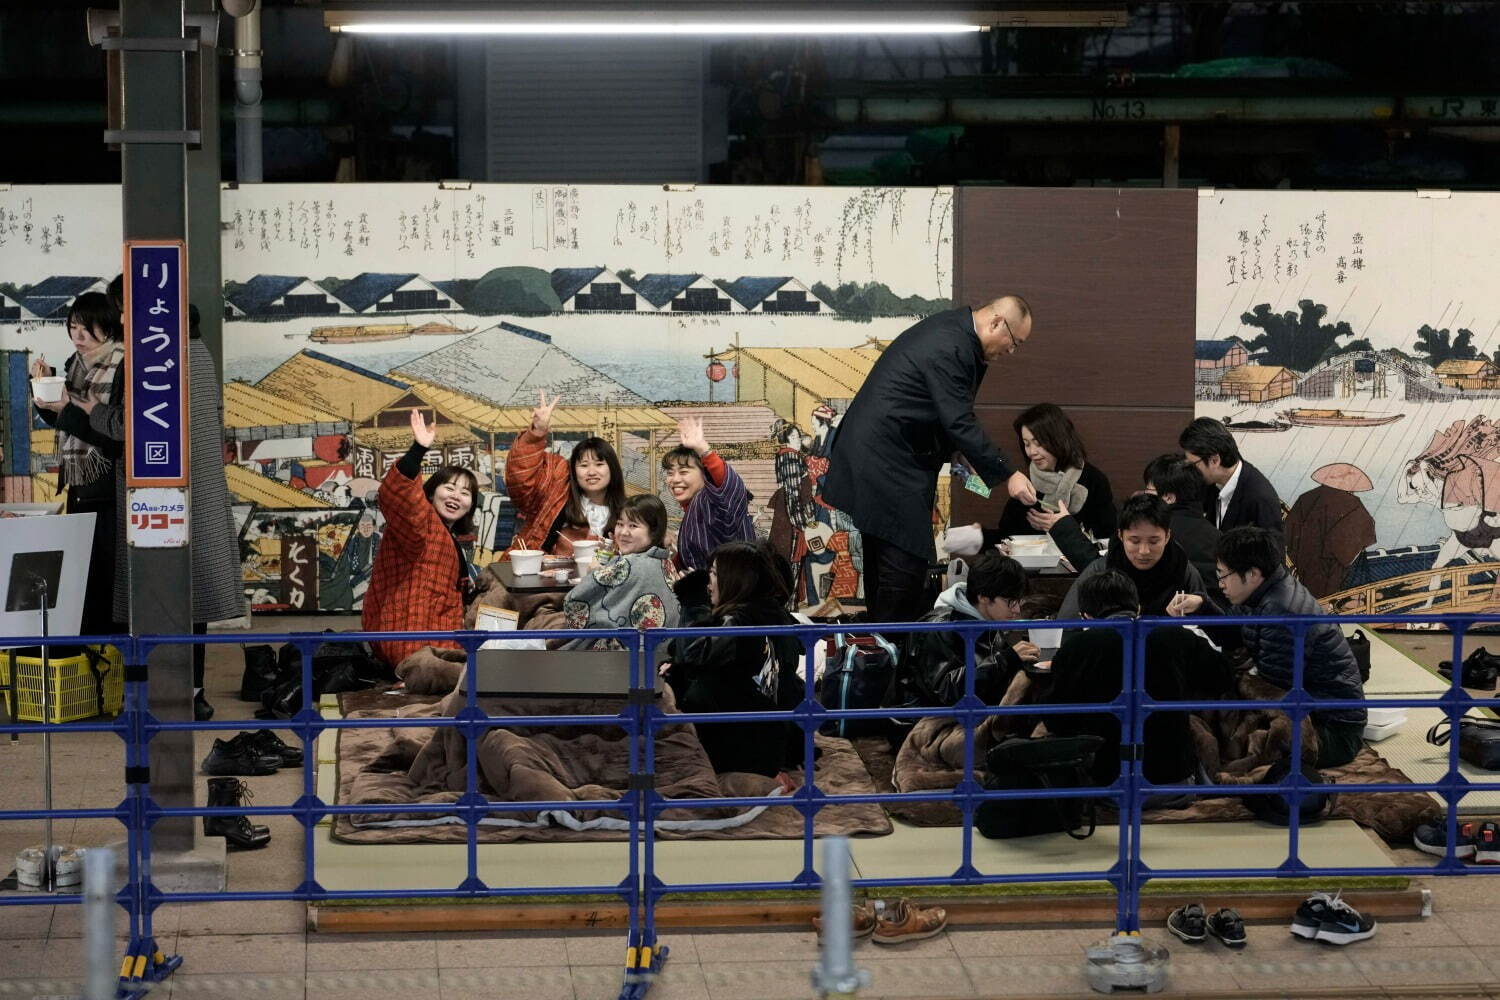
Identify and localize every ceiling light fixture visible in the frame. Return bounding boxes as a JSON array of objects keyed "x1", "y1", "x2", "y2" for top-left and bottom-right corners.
[{"x1": 322, "y1": 5, "x2": 1130, "y2": 34}]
